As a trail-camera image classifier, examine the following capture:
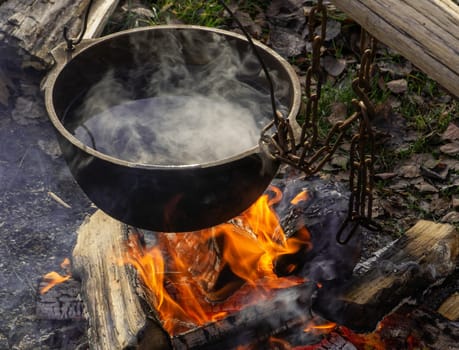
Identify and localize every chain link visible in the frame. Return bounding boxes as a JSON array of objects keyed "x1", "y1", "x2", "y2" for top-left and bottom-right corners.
[{"x1": 261, "y1": 1, "x2": 381, "y2": 243}]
